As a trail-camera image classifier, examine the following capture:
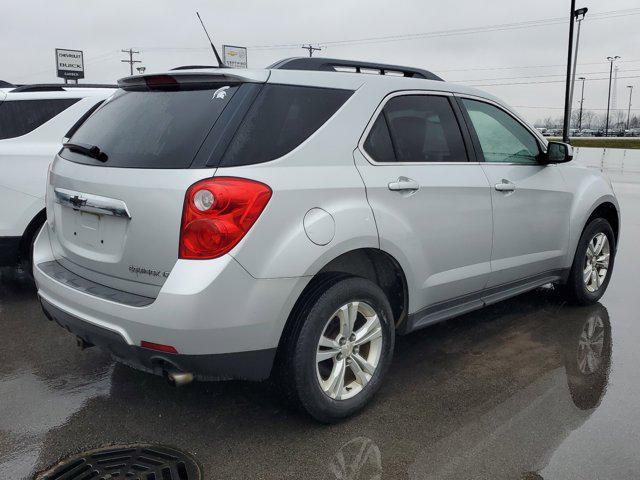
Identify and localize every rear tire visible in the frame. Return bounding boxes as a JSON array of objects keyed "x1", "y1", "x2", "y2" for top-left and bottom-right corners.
[
  {"x1": 561, "y1": 218, "x2": 615, "y2": 305},
  {"x1": 277, "y1": 276, "x2": 395, "y2": 423},
  {"x1": 19, "y1": 220, "x2": 45, "y2": 280}
]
